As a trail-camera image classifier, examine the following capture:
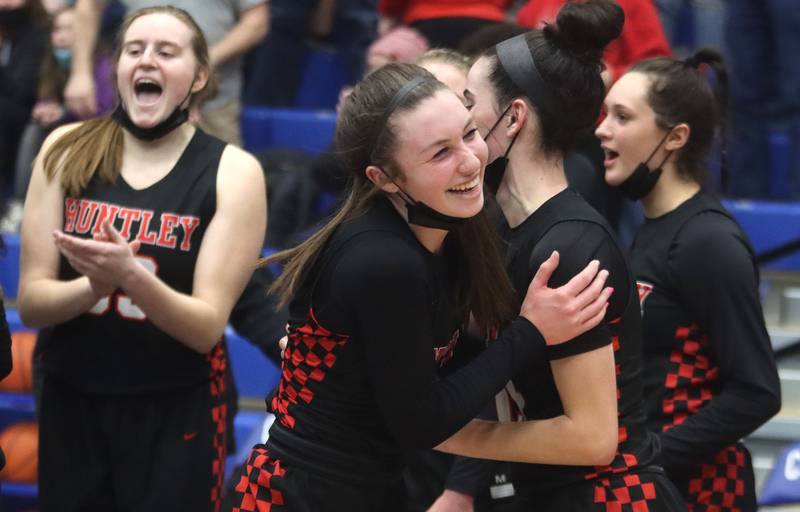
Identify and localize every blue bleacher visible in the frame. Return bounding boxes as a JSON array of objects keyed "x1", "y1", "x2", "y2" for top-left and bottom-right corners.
[
  {"x1": 241, "y1": 108, "x2": 336, "y2": 155},
  {"x1": 0, "y1": 234, "x2": 20, "y2": 301}
]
